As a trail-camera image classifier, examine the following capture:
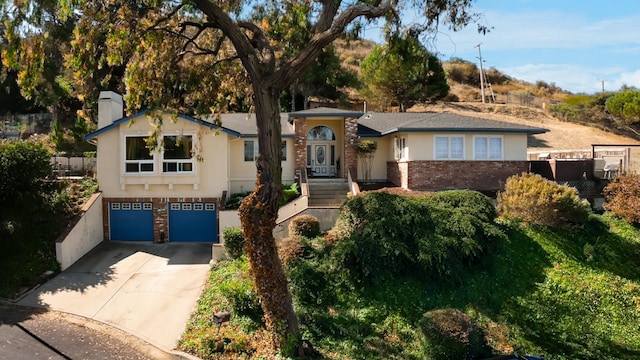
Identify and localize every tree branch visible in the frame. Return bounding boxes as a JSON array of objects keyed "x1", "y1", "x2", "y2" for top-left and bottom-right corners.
[
  {"x1": 192, "y1": 0, "x2": 273, "y2": 84},
  {"x1": 280, "y1": 0, "x2": 393, "y2": 88}
]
